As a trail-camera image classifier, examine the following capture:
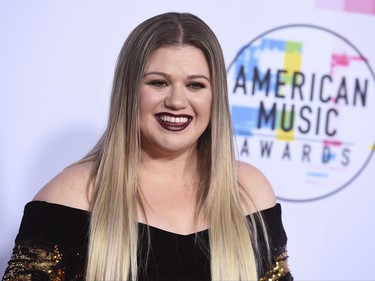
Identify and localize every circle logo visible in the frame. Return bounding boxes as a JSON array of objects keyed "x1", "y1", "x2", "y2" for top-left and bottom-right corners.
[{"x1": 227, "y1": 24, "x2": 375, "y2": 202}]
